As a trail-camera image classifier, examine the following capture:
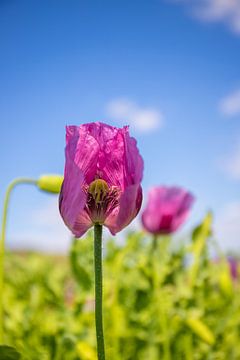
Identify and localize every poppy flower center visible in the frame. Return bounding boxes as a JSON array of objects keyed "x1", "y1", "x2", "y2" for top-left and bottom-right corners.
[
  {"x1": 88, "y1": 179, "x2": 109, "y2": 204},
  {"x1": 85, "y1": 179, "x2": 119, "y2": 225}
]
